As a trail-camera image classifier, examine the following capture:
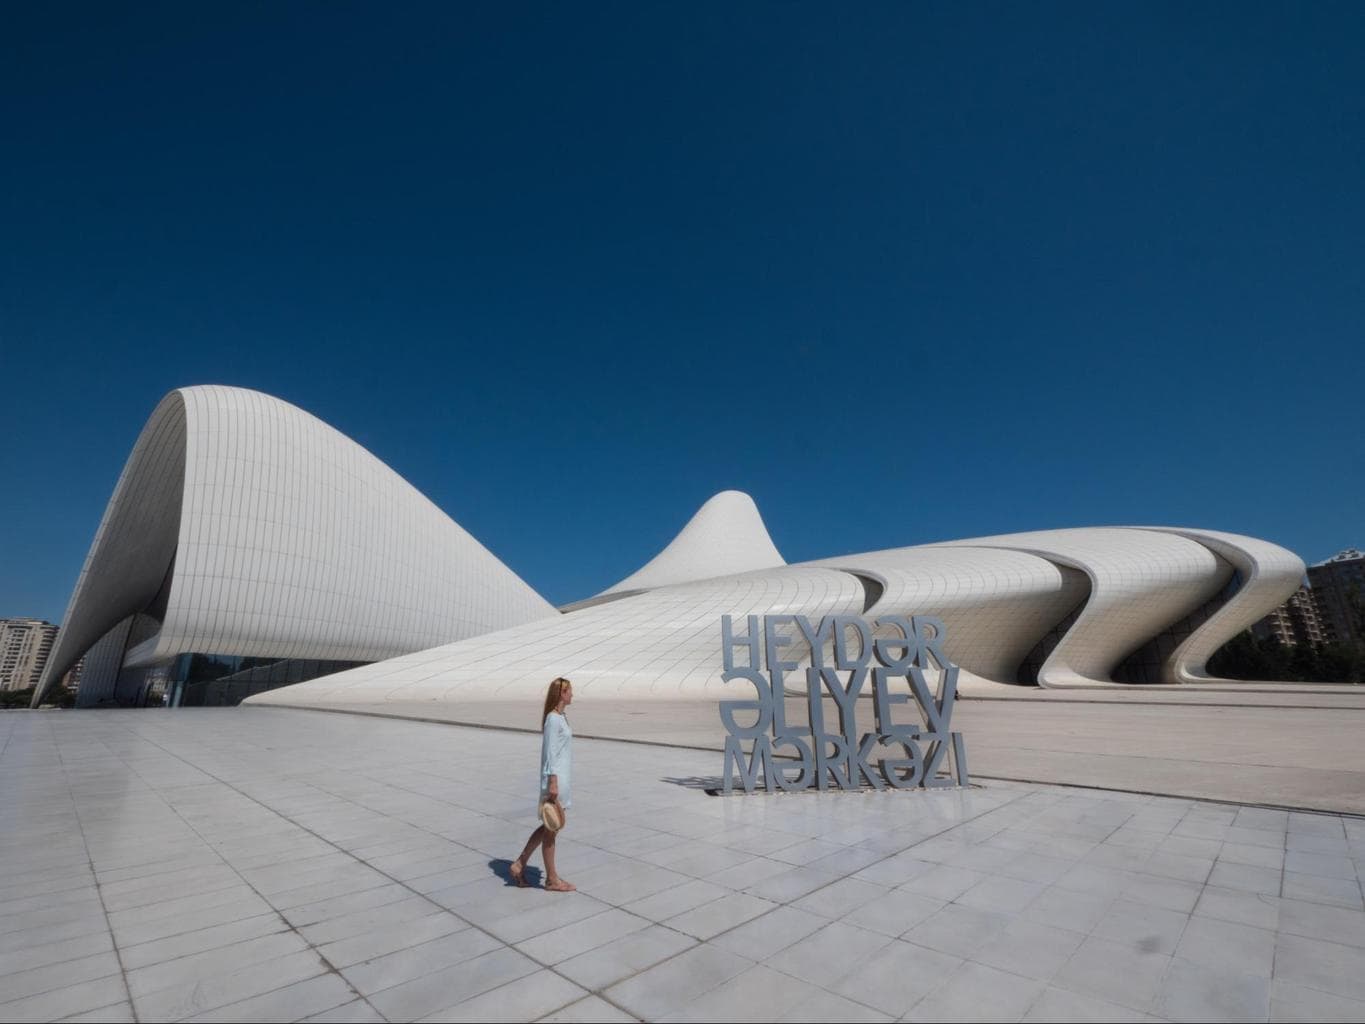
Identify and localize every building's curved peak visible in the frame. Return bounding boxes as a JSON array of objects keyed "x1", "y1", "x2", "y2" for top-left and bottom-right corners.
[
  {"x1": 36, "y1": 384, "x2": 558, "y2": 706},
  {"x1": 597, "y1": 490, "x2": 786, "y2": 596}
]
